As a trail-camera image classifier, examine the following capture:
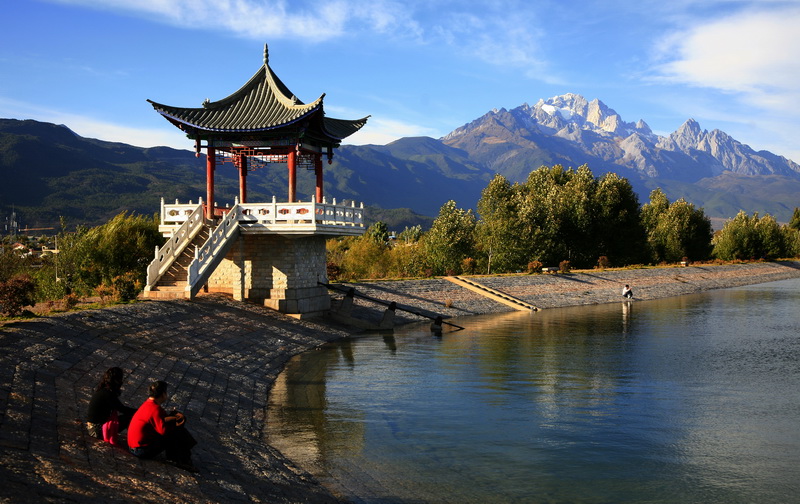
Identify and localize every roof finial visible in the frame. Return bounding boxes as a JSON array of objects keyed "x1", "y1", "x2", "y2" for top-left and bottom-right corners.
[{"x1": 263, "y1": 43, "x2": 269, "y2": 65}]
